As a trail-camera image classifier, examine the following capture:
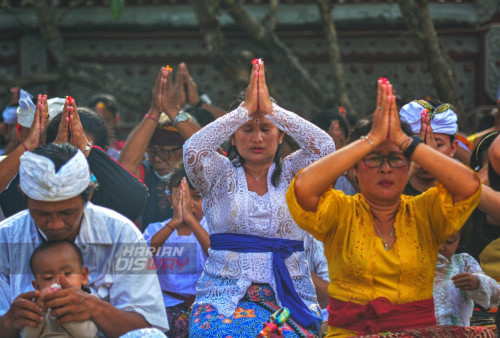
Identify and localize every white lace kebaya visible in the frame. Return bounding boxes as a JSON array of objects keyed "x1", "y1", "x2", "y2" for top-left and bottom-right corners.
[
  {"x1": 434, "y1": 253, "x2": 500, "y2": 326},
  {"x1": 183, "y1": 102, "x2": 335, "y2": 318}
]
